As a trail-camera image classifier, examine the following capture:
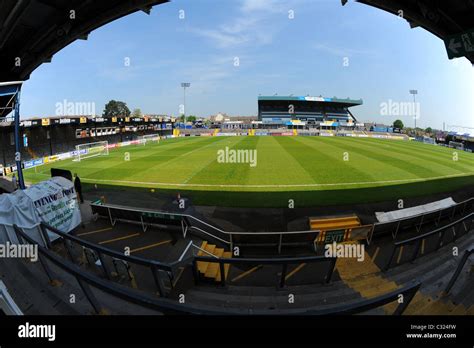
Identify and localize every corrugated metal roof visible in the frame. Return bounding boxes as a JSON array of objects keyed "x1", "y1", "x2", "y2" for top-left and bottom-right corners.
[{"x1": 0, "y1": 0, "x2": 168, "y2": 81}]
